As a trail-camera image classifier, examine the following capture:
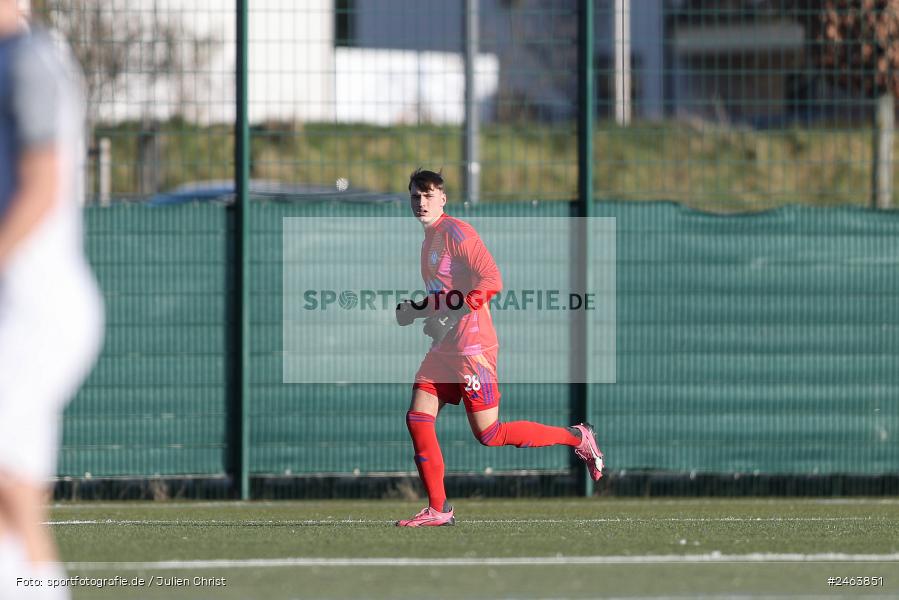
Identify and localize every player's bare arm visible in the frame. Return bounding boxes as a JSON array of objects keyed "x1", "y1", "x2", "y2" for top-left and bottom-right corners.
[{"x1": 0, "y1": 146, "x2": 58, "y2": 269}]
